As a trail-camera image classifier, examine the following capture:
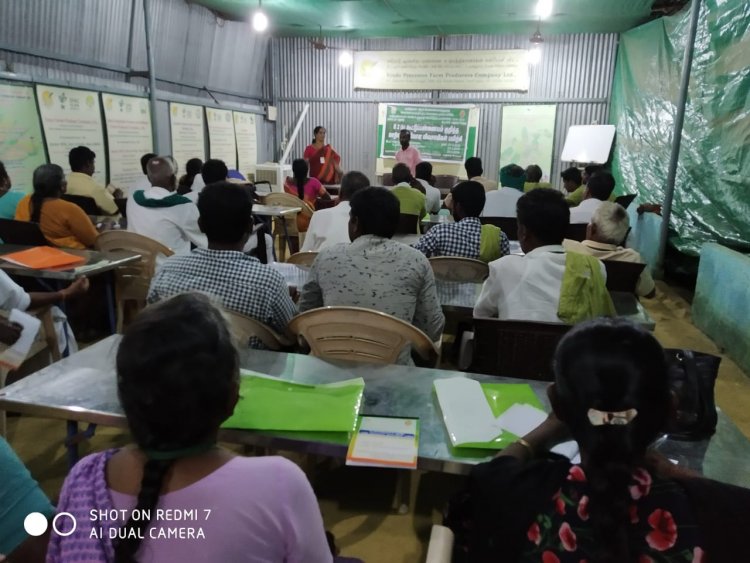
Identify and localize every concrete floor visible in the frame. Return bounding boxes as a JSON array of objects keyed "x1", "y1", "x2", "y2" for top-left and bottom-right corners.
[{"x1": 4, "y1": 280, "x2": 749, "y2": 562}]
